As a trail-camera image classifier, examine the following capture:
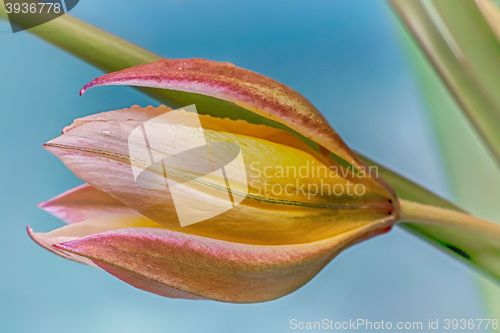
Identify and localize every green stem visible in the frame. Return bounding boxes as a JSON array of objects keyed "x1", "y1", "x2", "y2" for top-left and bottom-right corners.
[
  {"x1": 399, "y1": 199, "x2": 500, "y2": 235},
  {"x1": 1, "y1": 14, "x2": 160, "y2": 70}
]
